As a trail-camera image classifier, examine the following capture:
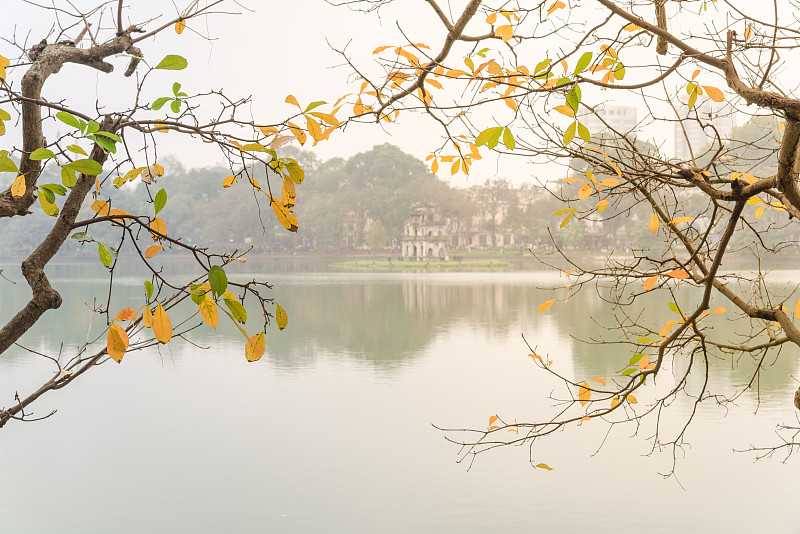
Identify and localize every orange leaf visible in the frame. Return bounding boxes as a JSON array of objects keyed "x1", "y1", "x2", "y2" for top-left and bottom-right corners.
[
  {"x1": 638, "y1": 355, "x2": 649, "y2": 369},
  {"x1": 285, "y1": 94, "x2": 300, "y2": 108},
  {"x1": 670, "y1": 216, "x2": 694, "y2": 224},
  {"x1": 626, "y1": 394, "x2": 638, "y2": 404},
  {"x1": 91, "y1": 200, "x2": 110, "y2": 216},
  {"x1": 578, "y1": 382, "x2": 591, "y2": 406},
  {"x1": 142, "y1": 306, "x2": 154, "y2": 328},
  {"x1": 710, "y1": 307, "x2": 726, "y2": 314},
  {"x1": 535, "y1": 463, "x2": 553, "y2": 470},
  {"x1": 106, "y1": 324, "x2": 129, "y2": 363},
  {"x1": 795, "y1": 299, "x2": 800, "y2": 321},
  {"x1": 145, "y1": 244, "x2": 164, "y2": 258},
  {"x1": 666, "y1": 269, "x2": 690, "y2": 280},
  {"x1": 112, "y1": 307, "x2": 136, "y2": 322},
  {"x1": 610, "y1": 396, "x2": 620, "y2": 408},
  {"x1": 245, "y1": 332, "x2": 266, "y2": 362},
  {"x1": 703, "y1": 86, "x2": 725, "y2": 102},
  {"x1": 539, "y1": 299, "x2": 556, "y2": 312},
  {"x1": 580, "y1": 416, "x2": 590, "y2": 422},
  {"x1": 150, "y1": 217, "x2": 166, "y2": 241},
  {"x1": 529, "y1": 353, "x2": 544, "y2": 363},
  {"x1": 547, "y1": 1, "x2": 566, "y2": 15},
  {"x1": 489, "y1": 415, "x2": 498, "y2": 426},
  {"x1": 643, "y1": 275, "x2": 659, "y2": 291},
  {"x1": 152, "y1": 302, "x2": 172, "y2": 343},
  {"x1": 590, "y1": 377, "x2": 606, "y2": 385},
  {"x1": 223, "y1": 175, "x2": 237, "y2": 188},
  {"x1": 578, "y1": 183, "x2": 592, "y2": 200},
  {"x1": 174, "y1": 18, "x2": 186, "y2": 34},
  {"x1": 648, "y1": 213, "x2": 659, "y2": 233},
  {"x1": 494, "y1": 25, "x2": 513, "y2": 42}
]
